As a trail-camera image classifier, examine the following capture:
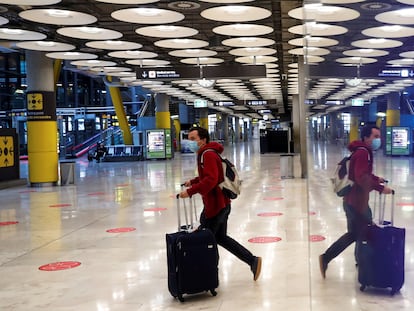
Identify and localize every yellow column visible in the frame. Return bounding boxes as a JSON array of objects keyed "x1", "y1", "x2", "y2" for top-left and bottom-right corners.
[
  {"x1": 386, "y1": 110, "x2": 400, "y2": 127},
  {"x1": 107, "y1": 77, "x2": 133, "y2": 145},
  {"x1": 199, "y1": 107, "x2": 209, "y2": 130},
  {"x1": 26, "y1": 51, "x2": 58, "y2": 185},
  {"x1": 349, "y1": 114, "x2": 359, "y2": 143},
  {"x1": 155, "y1": 93, "x2": 171, "y2": 129}
]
